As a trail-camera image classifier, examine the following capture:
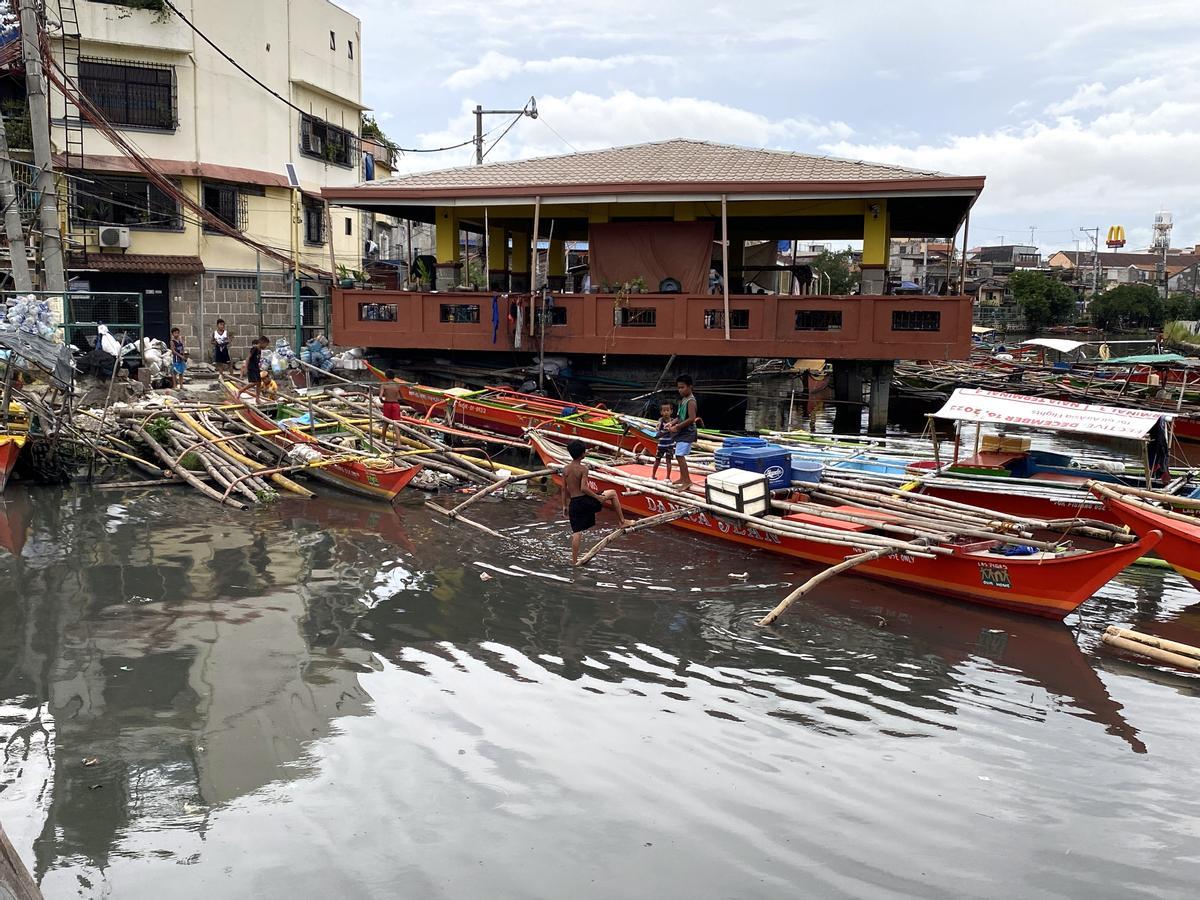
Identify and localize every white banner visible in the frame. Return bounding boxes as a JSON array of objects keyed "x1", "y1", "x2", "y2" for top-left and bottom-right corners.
[{"x1": 933, "y1": 388, "x2": 1165, "y2": 440}]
